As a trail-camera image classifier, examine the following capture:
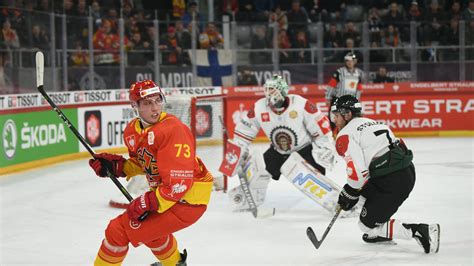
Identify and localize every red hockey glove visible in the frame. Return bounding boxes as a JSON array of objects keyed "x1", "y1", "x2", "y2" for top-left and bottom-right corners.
[
  {"x1": 337, "y1": 184, "x2": 360, "y2": 211},
  {"x1": 89, "y1": 153, "x2": 126, "y2": 178},
  {"x1": 127, "y1": 191, "x2": 159, "y2": 222}
]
